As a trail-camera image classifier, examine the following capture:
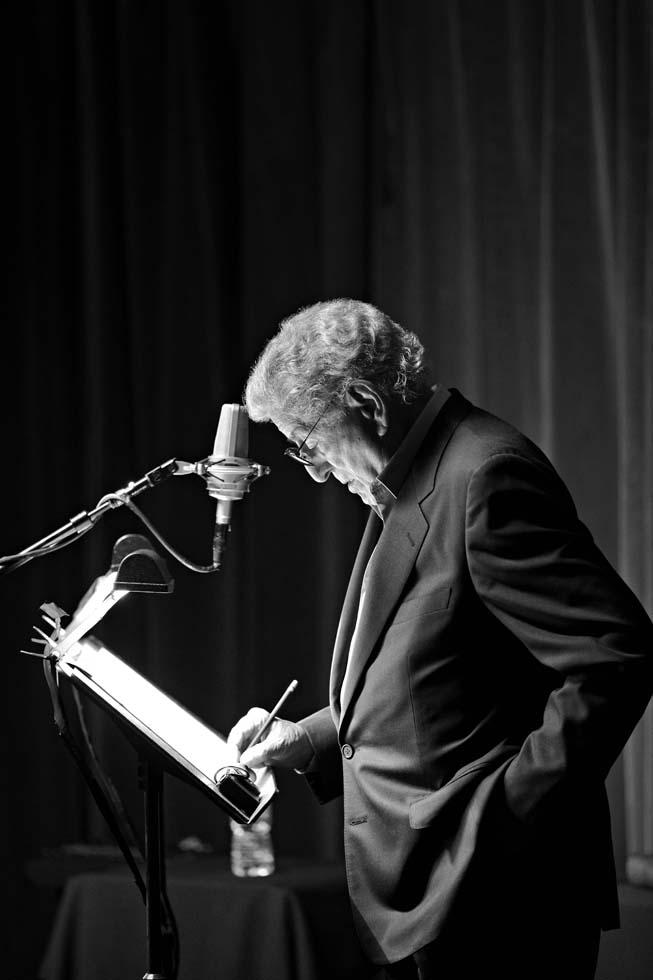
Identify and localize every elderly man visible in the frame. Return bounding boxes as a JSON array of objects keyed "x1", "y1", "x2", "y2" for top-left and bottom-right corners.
[{"x1": 228, "y1": 299, "x2": 653, "y2": 980}]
